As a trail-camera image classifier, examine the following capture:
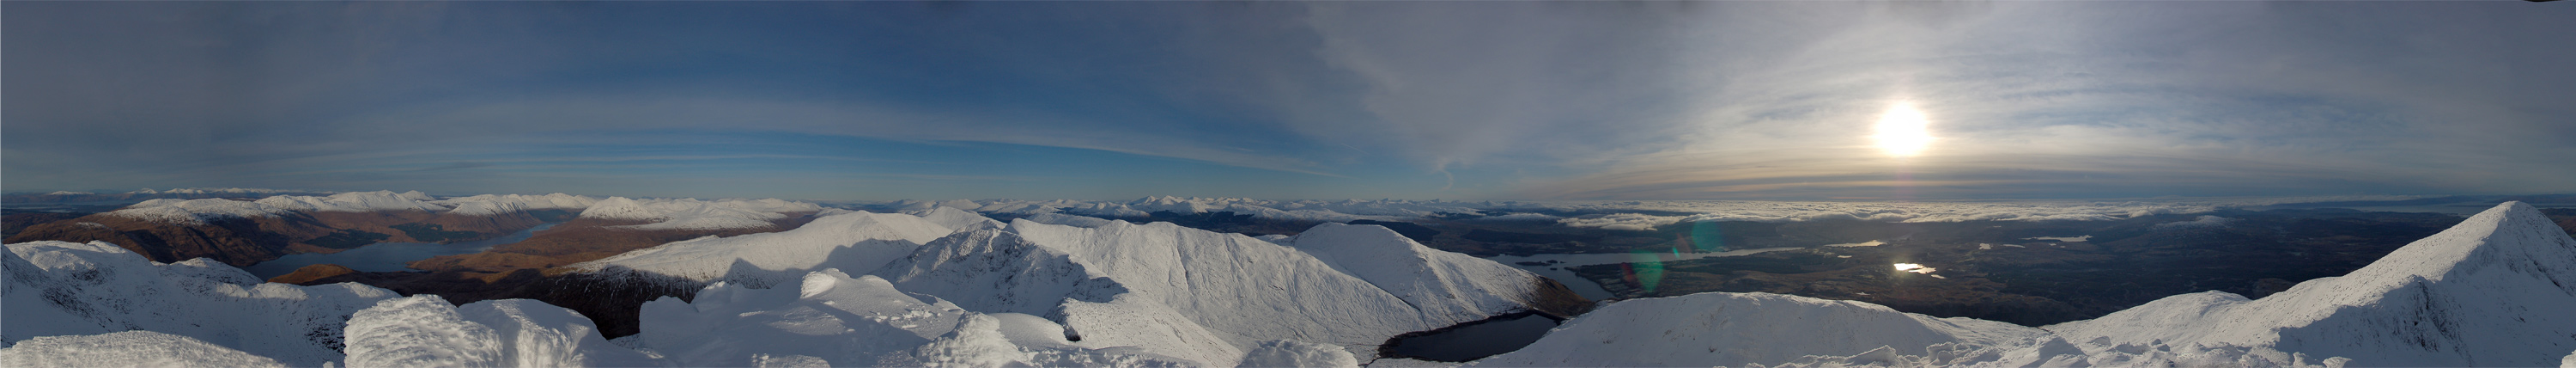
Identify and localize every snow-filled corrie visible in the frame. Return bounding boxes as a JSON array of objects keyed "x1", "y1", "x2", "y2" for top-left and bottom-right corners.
[
  {"x1": 1470, "y1": 202, "x2": 2576, "y2": 367},
  {"x1": 1, "y1": 241, "x2": 399, "y2": 366},
  {"x1": 566, "y1": 210, "x2": 959, "y2": 289}
]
